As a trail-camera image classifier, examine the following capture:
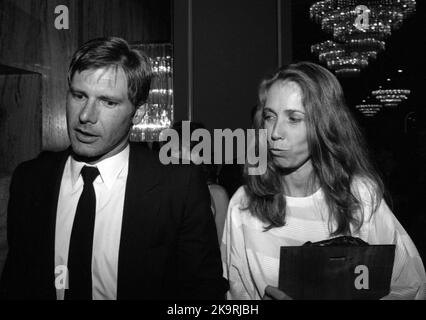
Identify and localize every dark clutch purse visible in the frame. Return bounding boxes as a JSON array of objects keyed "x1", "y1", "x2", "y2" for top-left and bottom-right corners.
[{"x1": 279, "y1": 236, "x2": 395, "y2": 299}]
